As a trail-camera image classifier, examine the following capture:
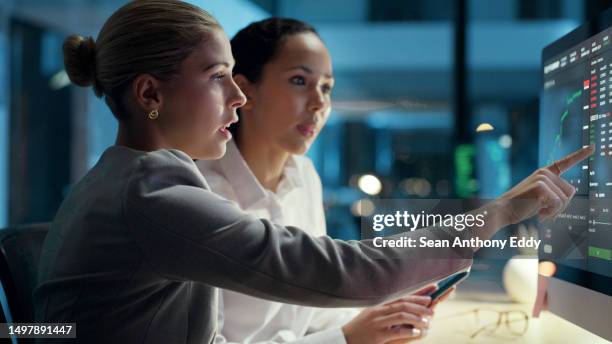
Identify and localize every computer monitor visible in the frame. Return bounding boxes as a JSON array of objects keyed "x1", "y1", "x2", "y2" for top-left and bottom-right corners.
[{"x1": 539, "y1": 7, "x2": 612, "y2": 341}]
